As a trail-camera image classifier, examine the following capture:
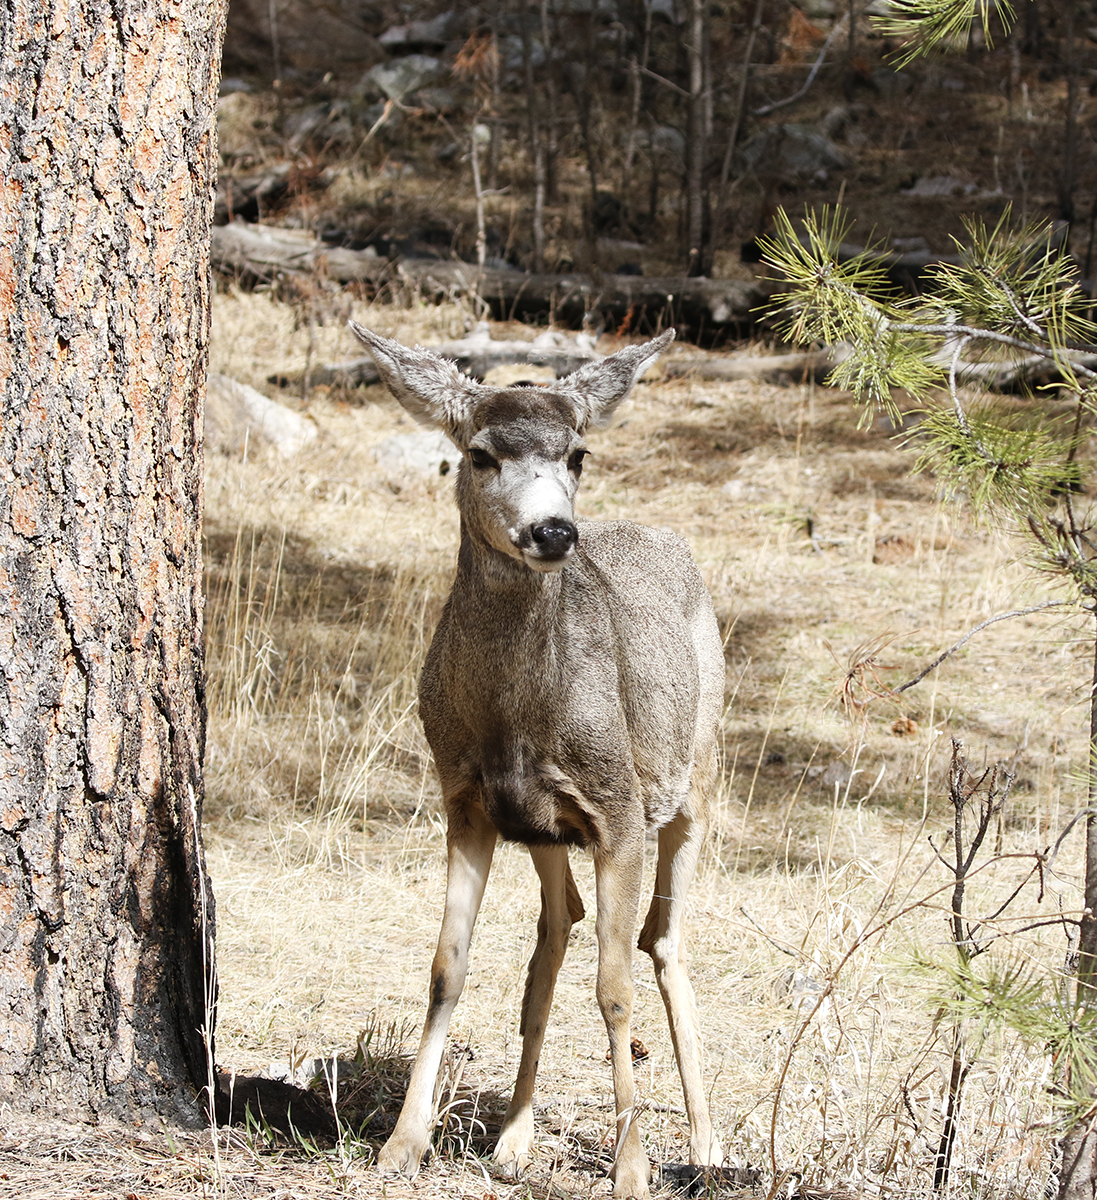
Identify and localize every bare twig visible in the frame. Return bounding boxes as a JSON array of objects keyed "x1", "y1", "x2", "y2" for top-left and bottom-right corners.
[
  {"x1": 738, "y1": 906, "x2": 798, "y2": 958},
  {"x1": 894, "y1": 600, "x2": 1074, "y2": 694},
  {"x1": 753, "y1": 13, "x2": 849, "y2": 117},
  {"x1": 637, "y1": 64, "x2": 691, "y2": 100}
]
